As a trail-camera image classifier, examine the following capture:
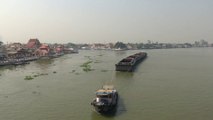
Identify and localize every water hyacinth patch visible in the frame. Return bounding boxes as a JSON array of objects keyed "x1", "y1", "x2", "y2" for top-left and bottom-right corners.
[
  {"x1": 94, "y1": 60, "x2": 102, "y2": 63},
  {"x1": 24, "y1": 72, "x2": 49, "y2": 80},
  {"x1": 80, "y1": 61, "x2": 93, "y2": 72},
  {"x1": 24, "y1": 76, "x2": 34, "y2": 80},
  {"x1": 101, "y1": 70, "x2": 108, "y2": 72},
  {"x1": 71, "y1": 70, "x2": 76, "y2": 73}
]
